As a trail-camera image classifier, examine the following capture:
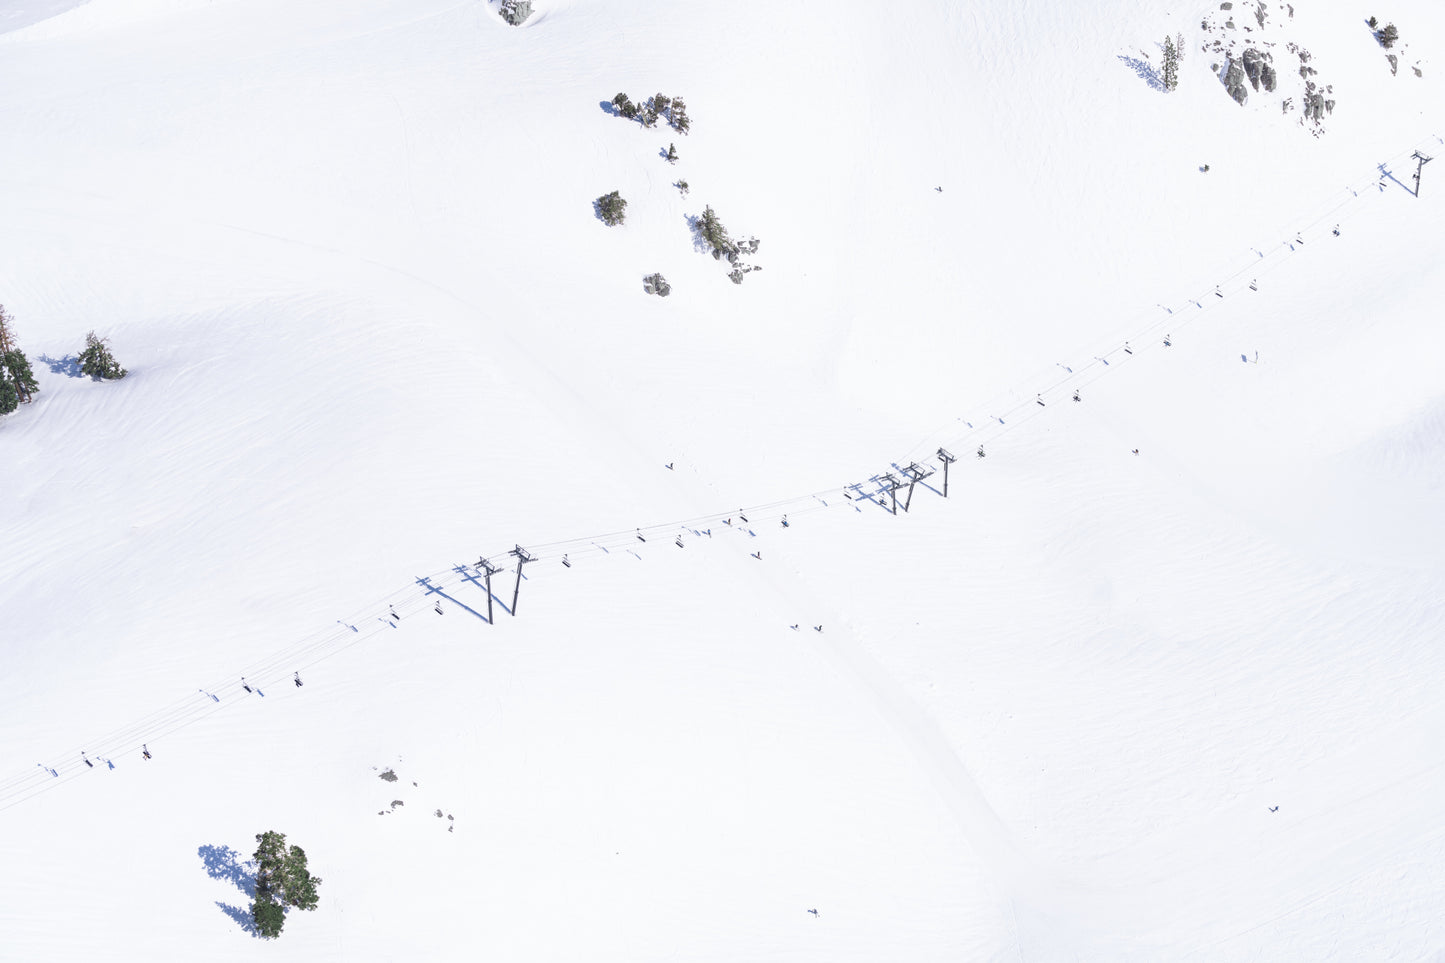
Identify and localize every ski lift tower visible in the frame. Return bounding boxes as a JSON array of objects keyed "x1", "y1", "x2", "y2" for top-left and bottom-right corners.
[{"x1": 1412, "y1": 151, "x2": 1433, "y2": 197}]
